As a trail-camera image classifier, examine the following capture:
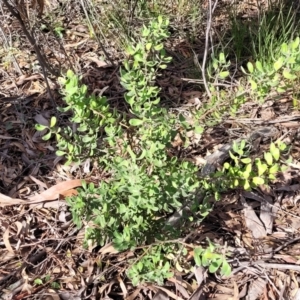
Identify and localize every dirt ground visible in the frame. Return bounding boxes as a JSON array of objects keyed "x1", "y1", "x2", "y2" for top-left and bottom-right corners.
[{"x1": 1, "y1": 0, "x2": 300, "y2": 299}]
